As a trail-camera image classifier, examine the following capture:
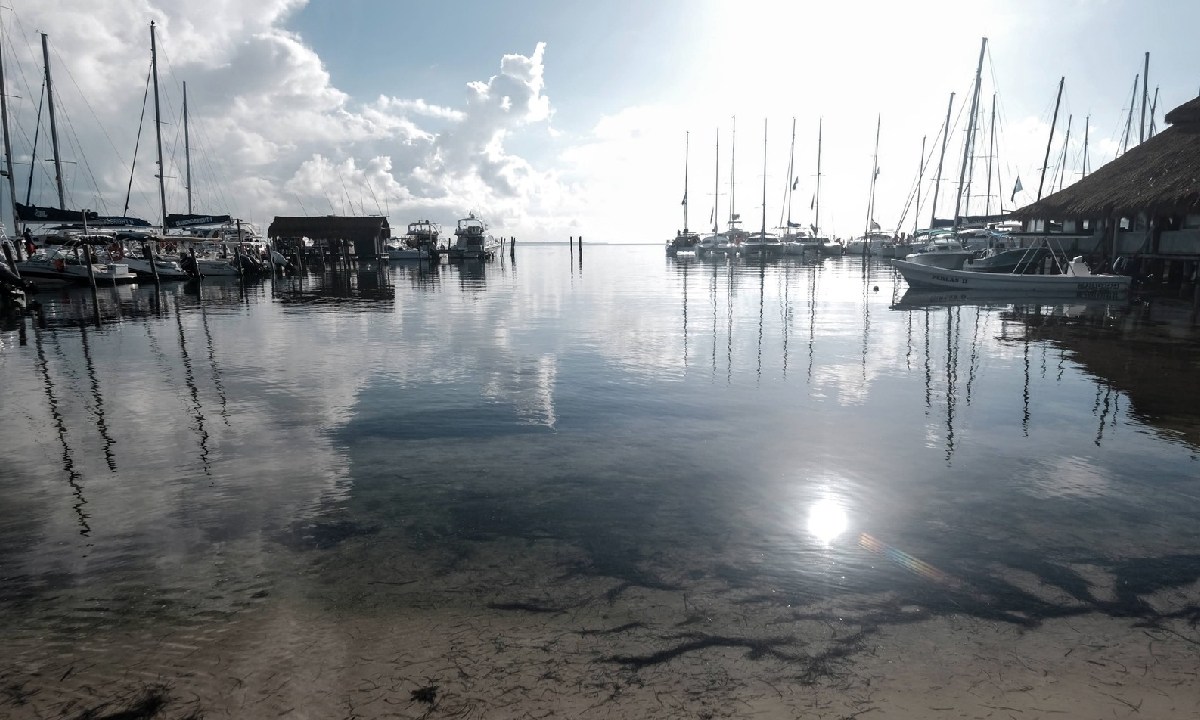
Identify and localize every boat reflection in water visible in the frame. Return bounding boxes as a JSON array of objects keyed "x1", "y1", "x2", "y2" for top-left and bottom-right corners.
[{"x1": 2, "y1": 246, "x2": 1199, "y2": 718}]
